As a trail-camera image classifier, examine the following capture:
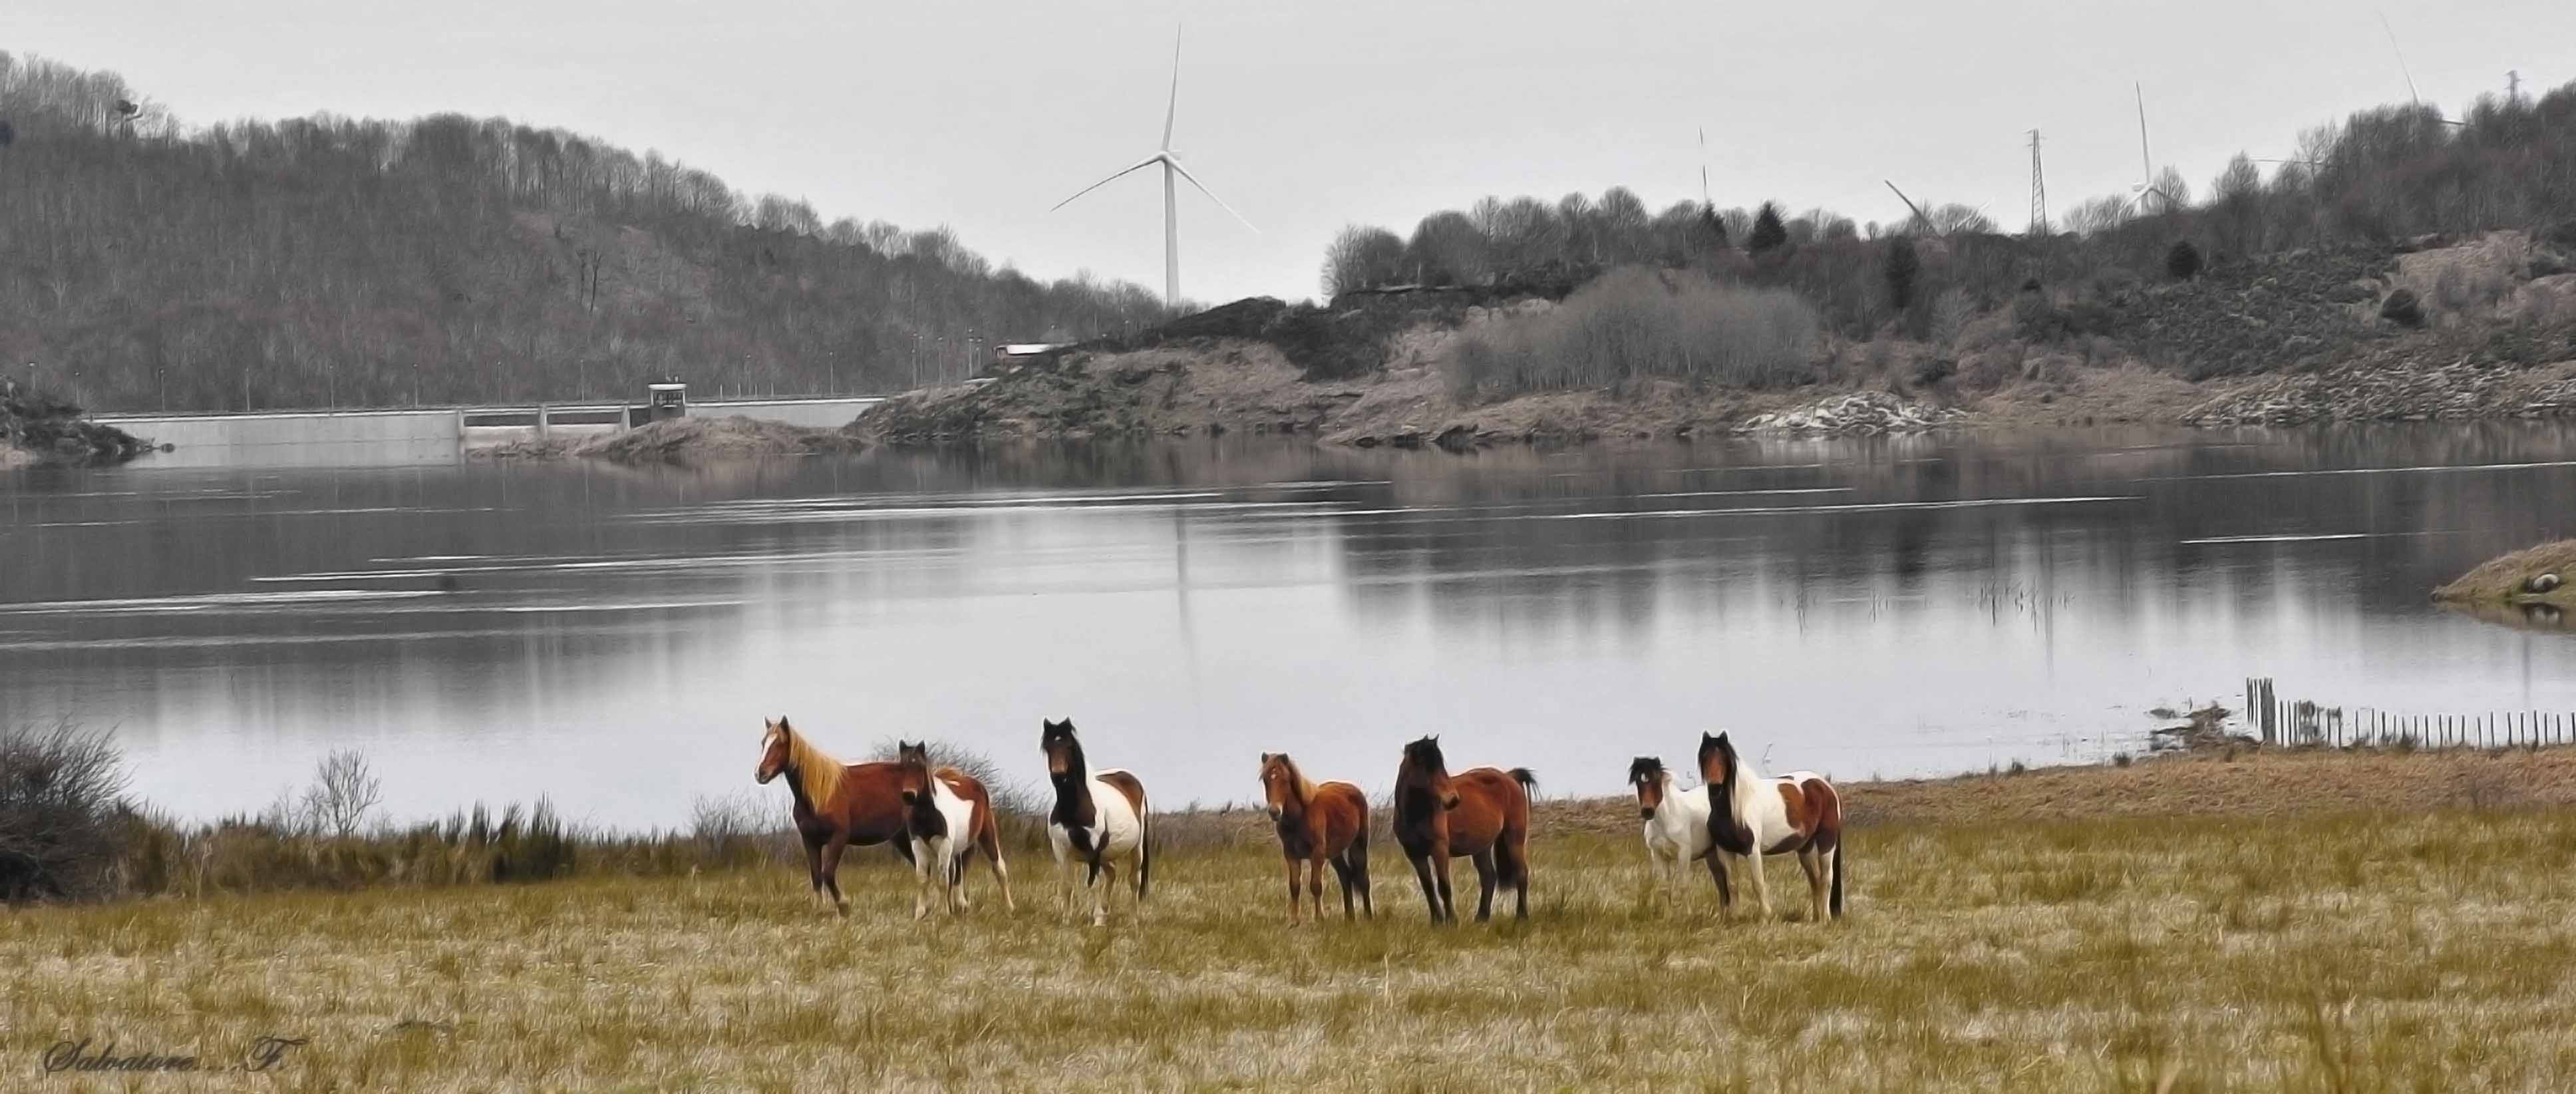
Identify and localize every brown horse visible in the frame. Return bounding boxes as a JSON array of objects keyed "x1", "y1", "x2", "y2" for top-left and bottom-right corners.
[
  {"x1": 893, "y1": 741, "x2": 1015, "y2": 918},
  {"x1": 1392, "y1": 735, "x2": 1535, "y2": 923},
  {"x1": 1257, "y1": 752, "x2": 1372, "y2": 923},
  {"x1": 754, "y1": 717, "x2": 912, "y2": 915},
  {"x1": 1697, "y1": 731, "x2": 1845, "y2": 922}
]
